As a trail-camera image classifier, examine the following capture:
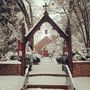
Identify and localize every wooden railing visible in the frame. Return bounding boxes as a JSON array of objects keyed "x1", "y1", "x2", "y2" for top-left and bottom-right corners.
[
  {"x1": 63, "y1": 65, "x2": 75, "y2": 90},
  {"x1": 21, "y1": 64, "x2": 30, "y2": 90}
]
